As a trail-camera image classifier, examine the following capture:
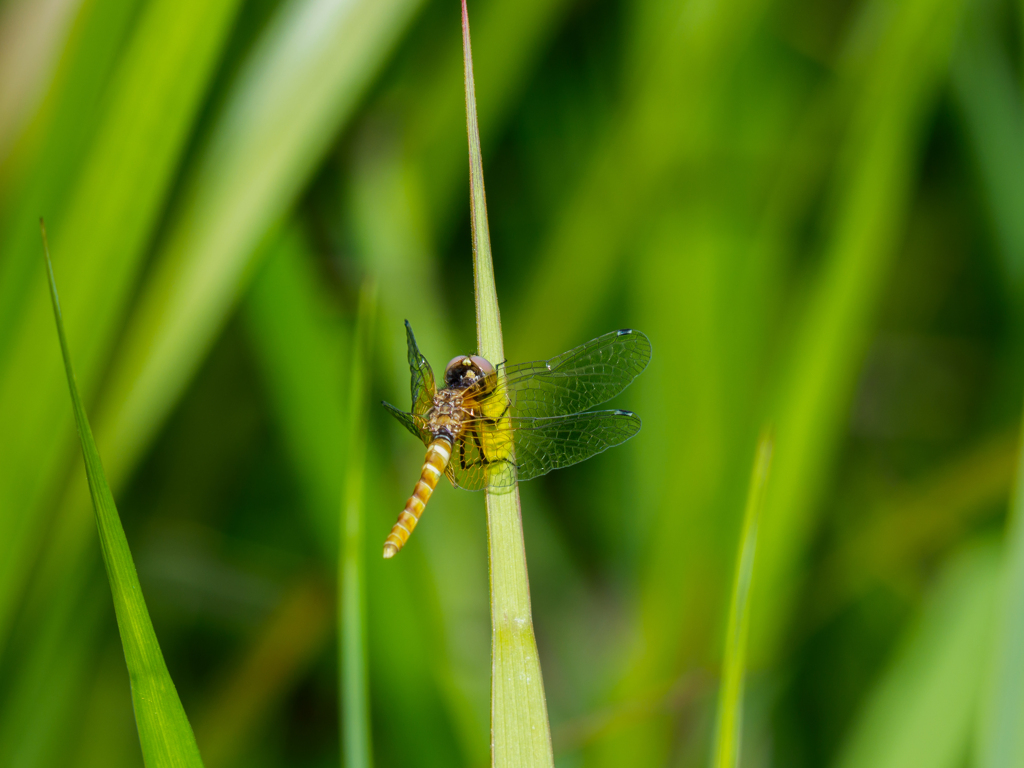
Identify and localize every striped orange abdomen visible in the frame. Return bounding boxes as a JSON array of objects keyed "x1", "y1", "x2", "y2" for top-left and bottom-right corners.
[{"x1": 383, "y1": 436, "x2": 453, "y2": 558}]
